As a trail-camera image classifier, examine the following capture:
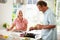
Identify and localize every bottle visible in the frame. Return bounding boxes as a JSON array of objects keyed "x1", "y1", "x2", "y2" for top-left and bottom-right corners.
[{"x1": 3, "y1": 35, "x2": 8, "y2": 39}]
